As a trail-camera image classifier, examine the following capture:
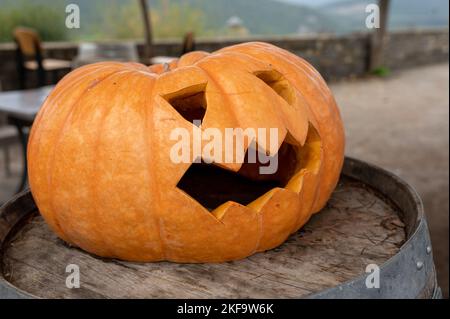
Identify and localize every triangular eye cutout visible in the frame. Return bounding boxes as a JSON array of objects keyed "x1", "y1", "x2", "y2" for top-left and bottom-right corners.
[
  {"x1": 163, "y1": 83, "x2": 207, "y2": 126},
  {"x1": 254, "y1": 70, "x2": 295, "y2": 105}
]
